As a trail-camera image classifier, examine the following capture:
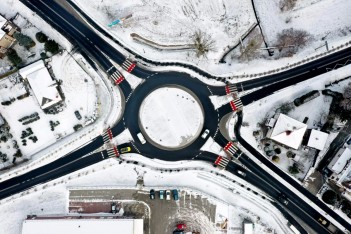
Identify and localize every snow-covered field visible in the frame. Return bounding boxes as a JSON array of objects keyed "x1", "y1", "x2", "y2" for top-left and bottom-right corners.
[
  {"x1": 139, "y1": 86, "x2": 204, "y2": 149},
  {"x1": 241, "y1": 64, "x2": 351, "y2": 181},
  {"x1": 0, "y1": 155, "x2": 293, "y2": 234},
  {"x1": 73, "y1": 0, "x2": 351, "y2": 77},
  {"x1": 0, "y1": 52, "x2": 97, "y2": 171}
]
